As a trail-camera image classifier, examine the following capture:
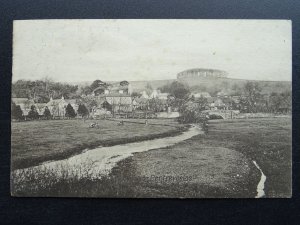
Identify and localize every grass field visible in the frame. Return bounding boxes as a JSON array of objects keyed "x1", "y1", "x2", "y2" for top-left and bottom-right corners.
[
  {"x1": 11, "y1": 117, "x2": 292, "y2": 198},
  {"x1": 107, "y1": 117, "x2": 291, "y2": 198},
  {"x1": 11, "y1": 118, "x2": 186, "y2": 170}
]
